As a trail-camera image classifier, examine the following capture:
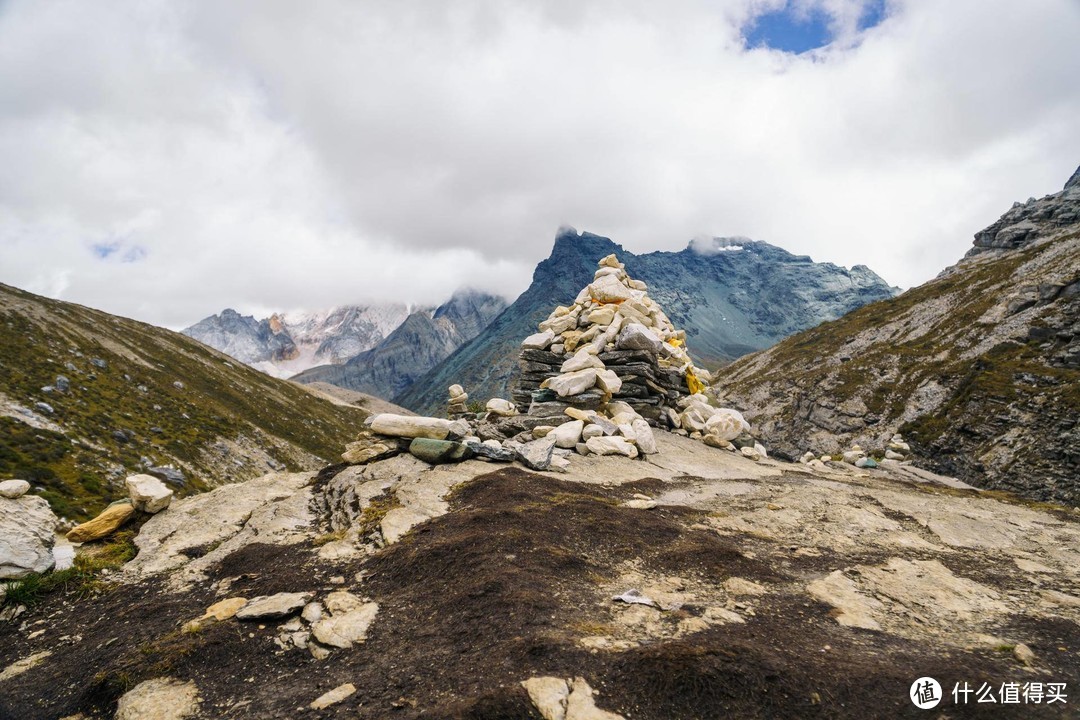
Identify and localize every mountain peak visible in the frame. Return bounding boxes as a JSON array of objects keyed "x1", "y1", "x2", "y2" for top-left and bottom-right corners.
[
  {"x1": 1066, "y1": 164, "x2": 1080, "y2": 190},
  {"x1": 549, "y1": 227, "x2": 623, "y2": 261}
]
